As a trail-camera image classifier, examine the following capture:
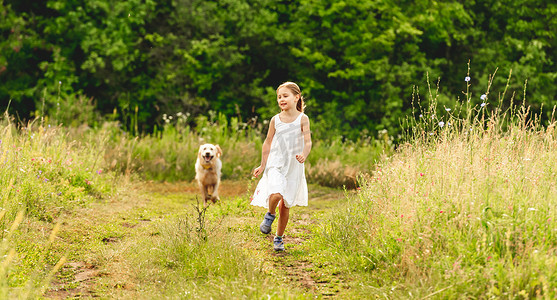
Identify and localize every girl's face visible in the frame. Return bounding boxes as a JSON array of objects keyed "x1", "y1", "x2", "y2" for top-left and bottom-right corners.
[{"x1": 276, "y1": 87, "x2": 299, "y2": 111}]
